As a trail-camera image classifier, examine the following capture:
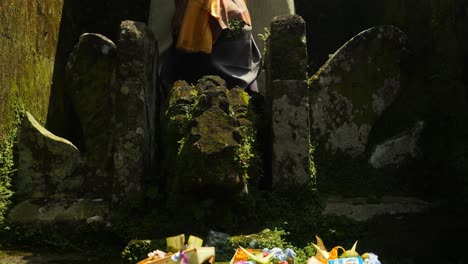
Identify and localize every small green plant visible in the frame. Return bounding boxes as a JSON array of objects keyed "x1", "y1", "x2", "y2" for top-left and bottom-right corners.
[
  {"x1": 225, "y1": 19, "x2": 247, "y2": 39},
  {"x1": 291, "y1": 243, "x2": 317, "y2": 264},
  {"x1": 121, "y1": 239, "x2": 165, "y2": 264},
  {"x1": 0, "y1": 103, "x2": 24, "y2": 227},
  {"x1": 229, "y1": 228, "x2": 289, "y2": 250},
  {"x1": 0, "y1": 140, "x2": 14, "y2": 227},
  {"x1": 258, "y1": 27, "x2": 270, "y2": 59},
  {"x1": 309, "y1": 143, "x2": 317, "y2": 189},
  {"x1": 234, "y1": 129, "x2": 255, "y2": 185}
]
